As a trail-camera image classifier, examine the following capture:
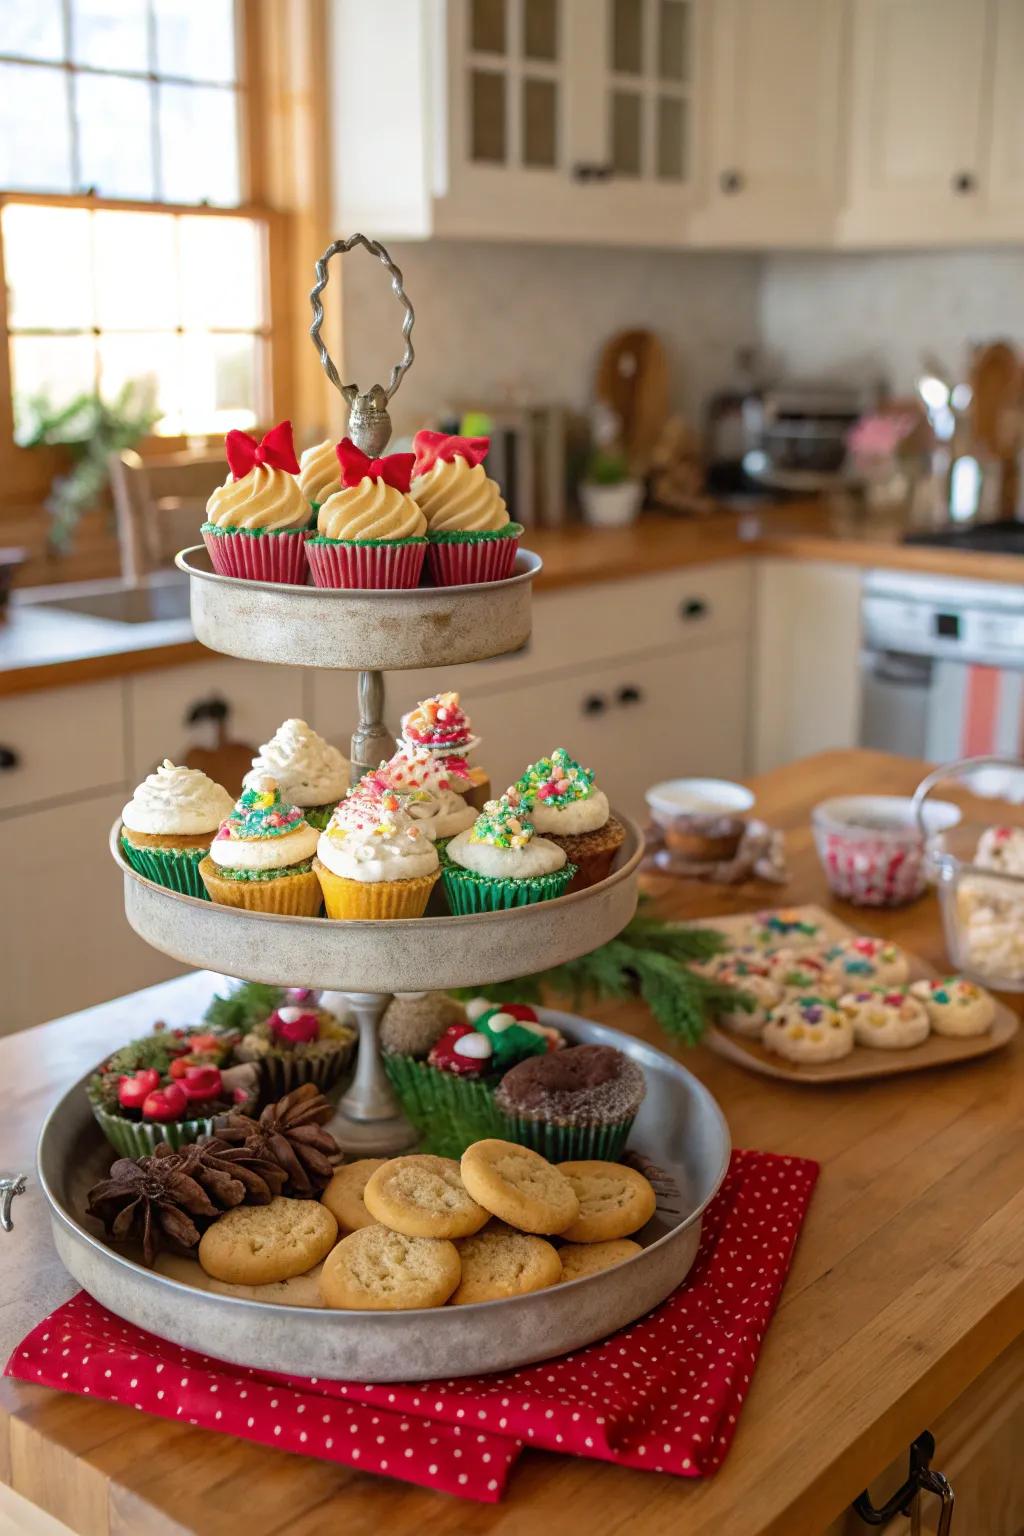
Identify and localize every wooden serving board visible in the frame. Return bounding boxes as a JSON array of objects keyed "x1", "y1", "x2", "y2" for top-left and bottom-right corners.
[{"x1": 699, "y1": 904, "x2": 1019, "y2": 1085}]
